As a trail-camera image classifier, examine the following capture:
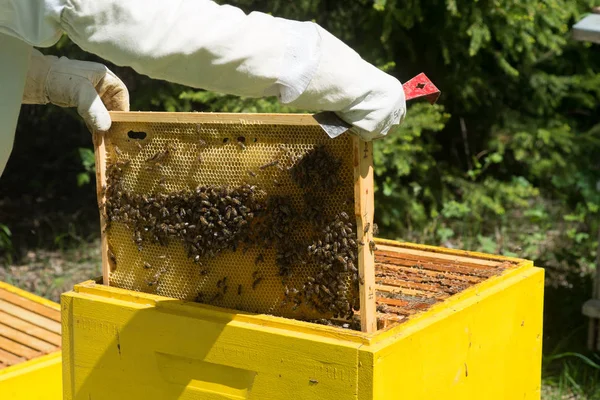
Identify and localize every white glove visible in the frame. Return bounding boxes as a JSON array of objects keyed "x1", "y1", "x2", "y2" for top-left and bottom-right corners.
[
  {"x1": 284, "y1": 26, "x2": 406, "y2": 141},
  {"x1": 22, "y1": 49, "x2": 129, "y2": 132}
]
